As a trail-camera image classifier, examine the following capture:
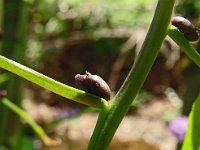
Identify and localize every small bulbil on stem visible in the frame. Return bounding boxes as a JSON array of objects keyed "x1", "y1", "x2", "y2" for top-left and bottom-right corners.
[
  {"x1": 75, "y1": 71, "x2": 111, "y2": 100},
  {"x1": 171, "y1": 16, "x2": 199, "y2": 41}
]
